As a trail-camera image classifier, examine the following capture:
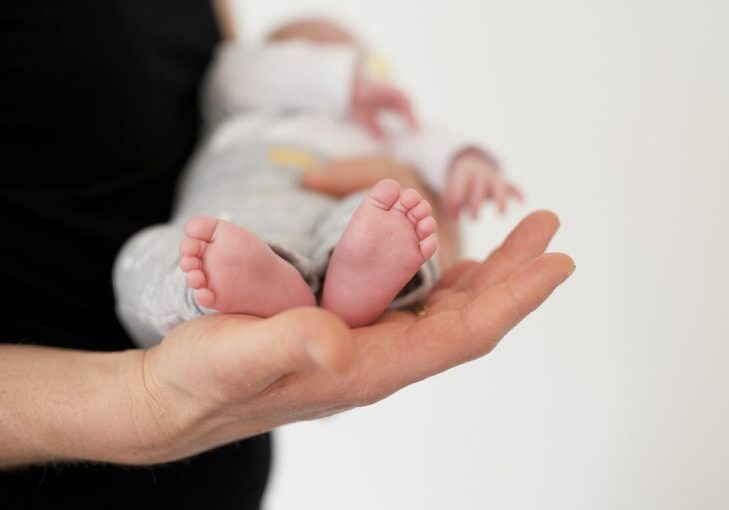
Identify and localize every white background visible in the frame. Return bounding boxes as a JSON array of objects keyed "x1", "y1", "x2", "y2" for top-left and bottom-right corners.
[{"x1": 231, "y1": 1, "x2": 729, "y2": 508}]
